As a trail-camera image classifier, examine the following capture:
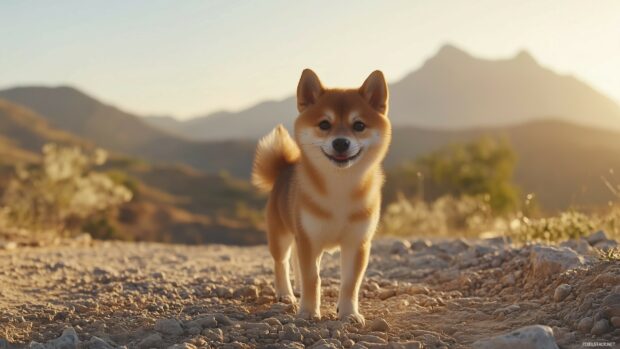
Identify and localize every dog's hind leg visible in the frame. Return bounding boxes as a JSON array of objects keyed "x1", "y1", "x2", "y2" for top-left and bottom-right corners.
[
  {"x1": 290, "y1": 243, "x2": 302, "y2": 296},
  {"x1": 267, "y1": 219, "x2": 296, "y2": 304}
]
